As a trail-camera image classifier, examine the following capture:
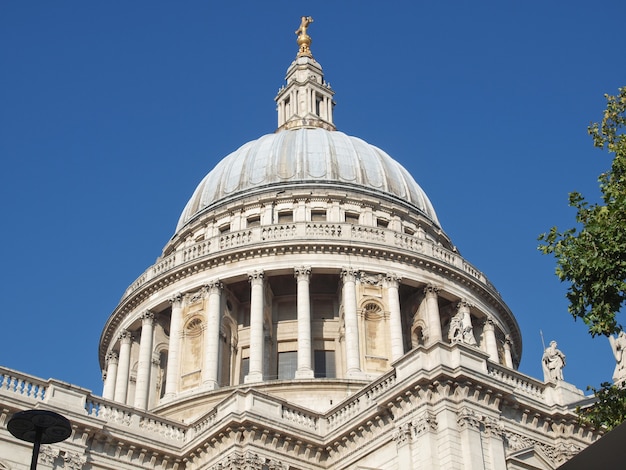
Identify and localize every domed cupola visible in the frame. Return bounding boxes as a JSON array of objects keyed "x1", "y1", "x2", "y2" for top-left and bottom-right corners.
[
  {"x1": 99, "y1": 18, "x2": 522, "y2": 423},
  {"x1": 175, "y1": 16, "x2": 442, "y2": 237}
]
